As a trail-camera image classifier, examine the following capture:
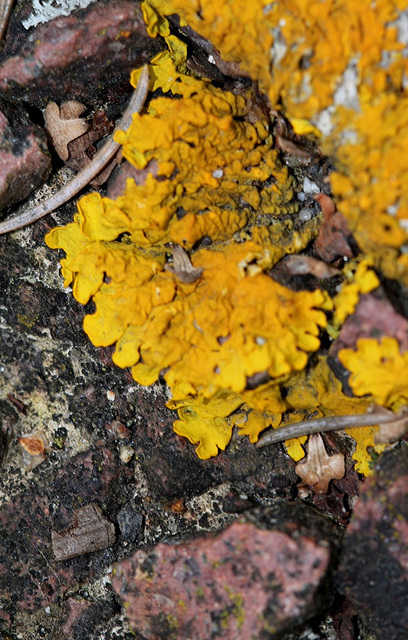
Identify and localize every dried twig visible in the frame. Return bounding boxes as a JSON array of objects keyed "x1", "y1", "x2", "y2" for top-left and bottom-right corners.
[
  {"x1": 0, "y1": 66, "x2": 150, "y2": 235},
  {"x1": 256, "y1": 405, "x2": 408, "y2": 448},
  {"x1": 0, "y1": 0, "x2": 15, "y2": 43}
]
